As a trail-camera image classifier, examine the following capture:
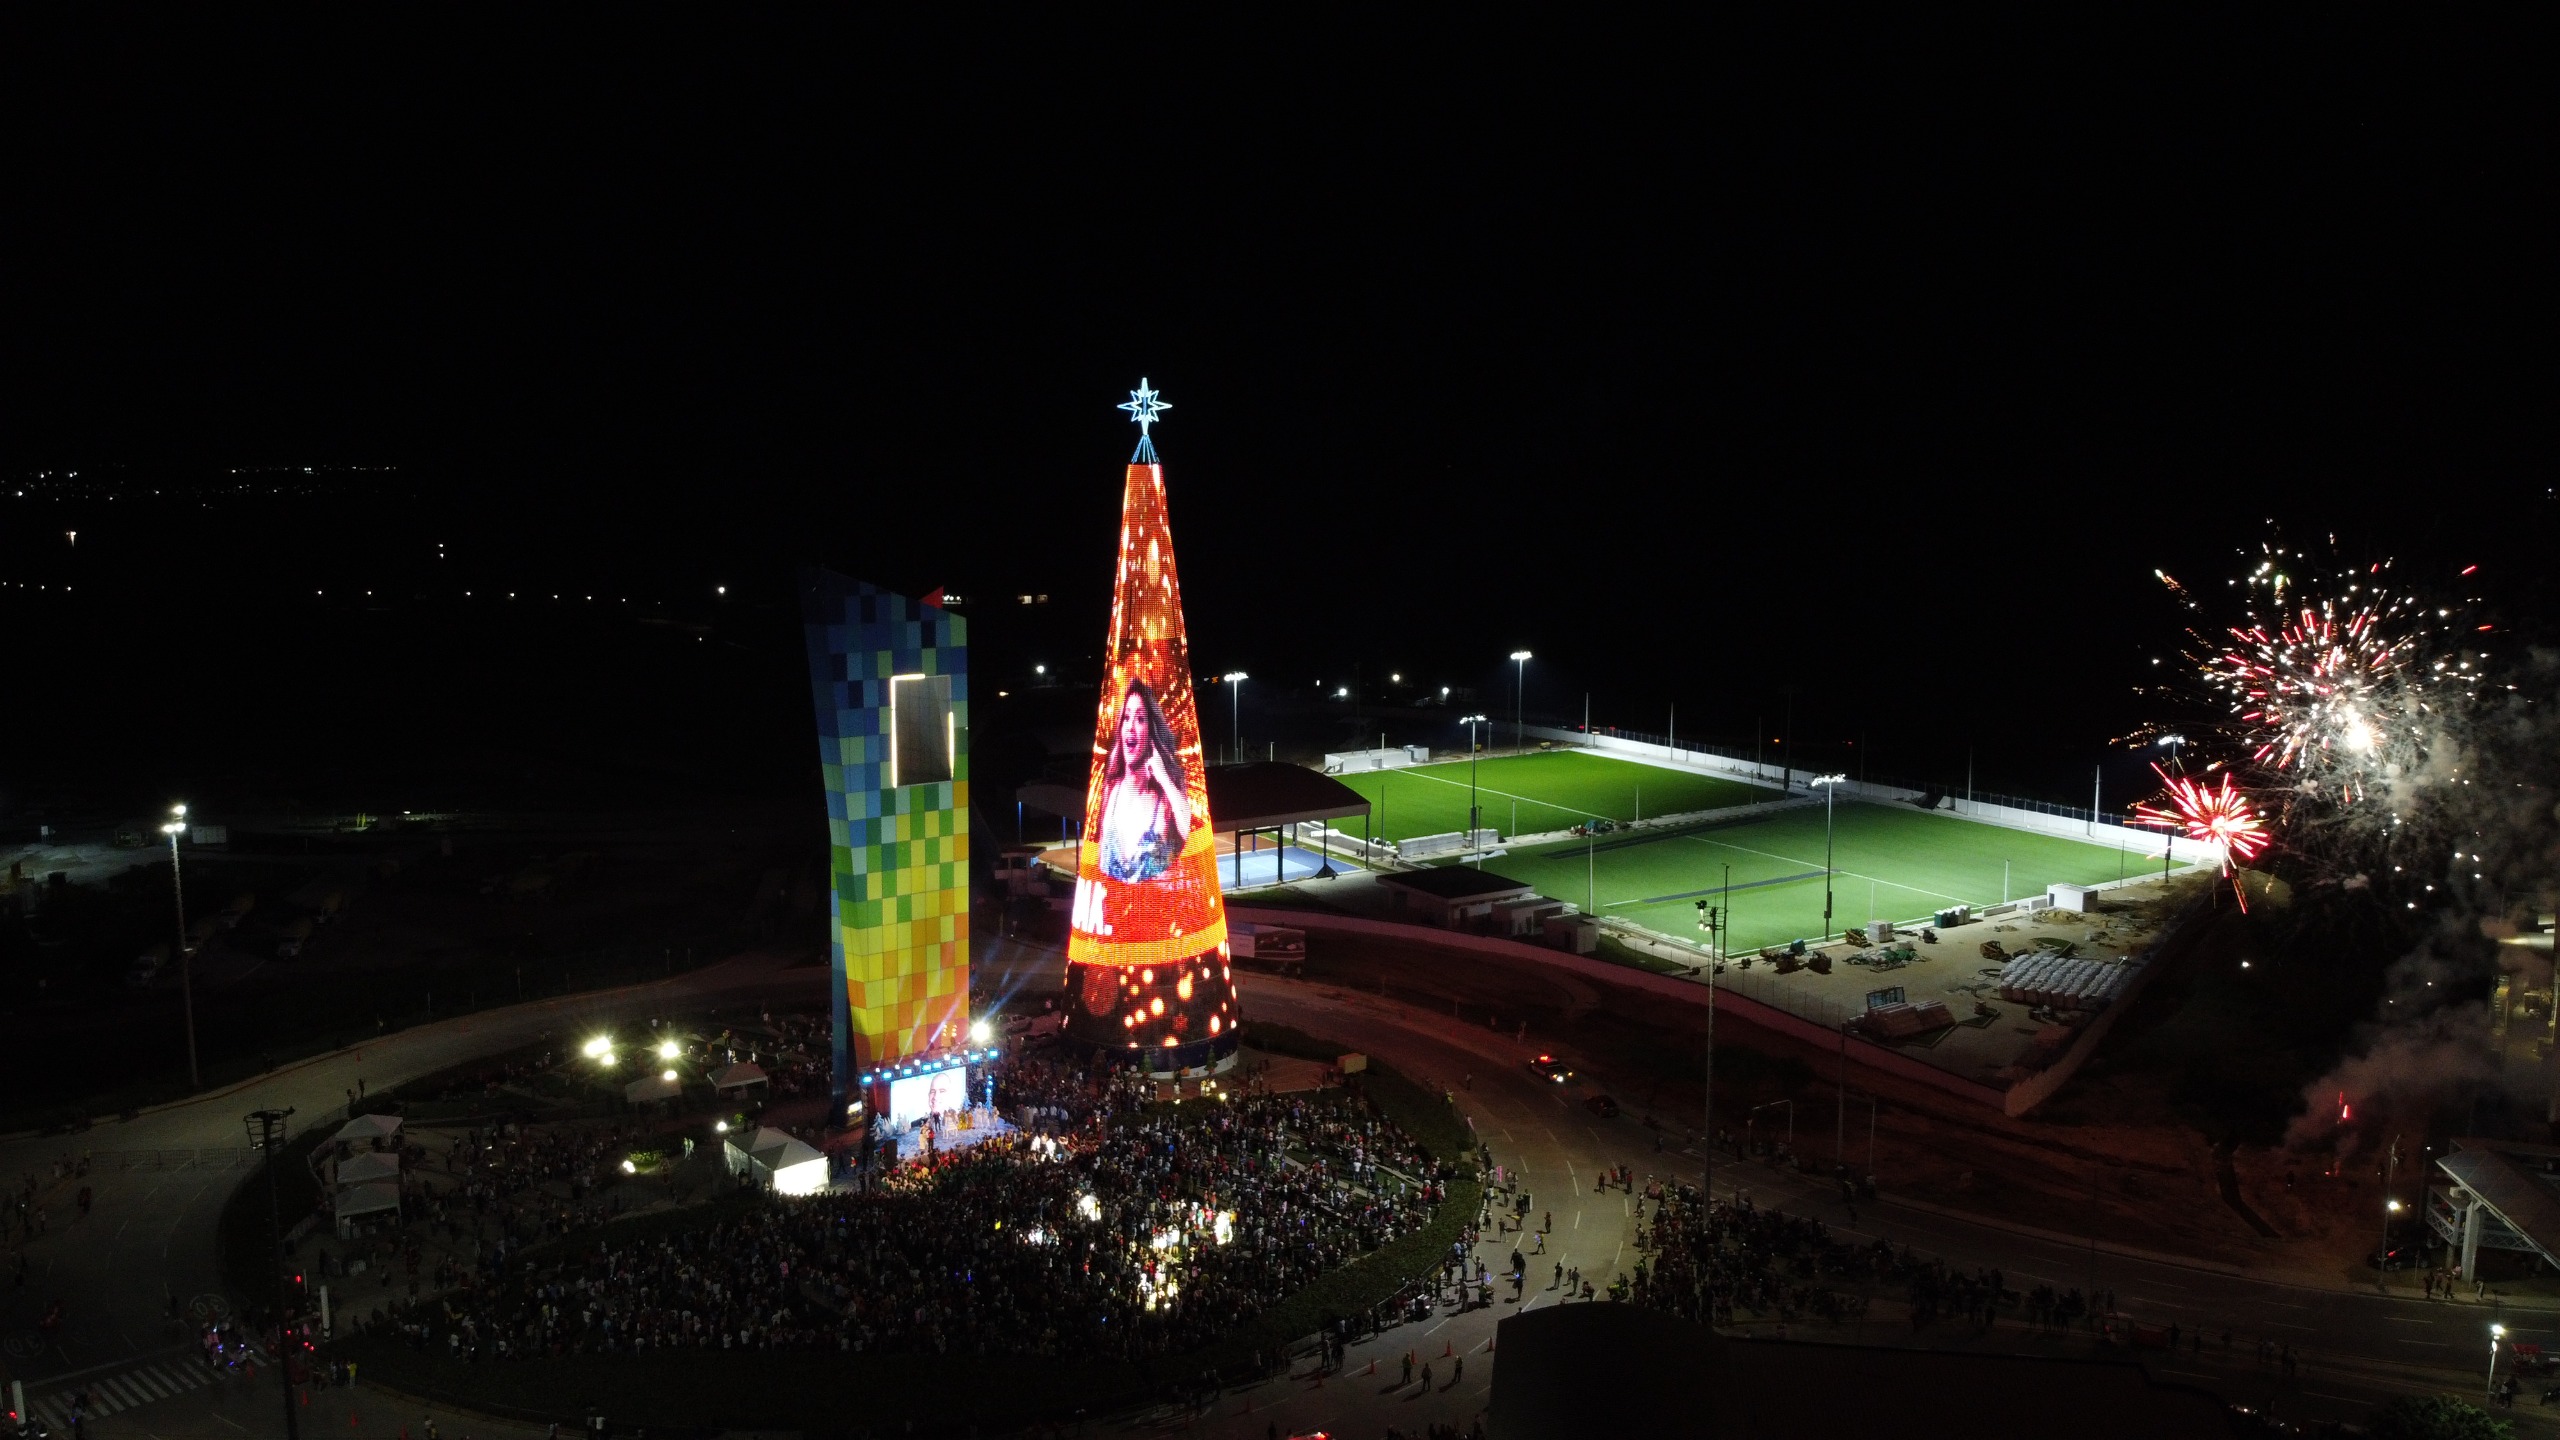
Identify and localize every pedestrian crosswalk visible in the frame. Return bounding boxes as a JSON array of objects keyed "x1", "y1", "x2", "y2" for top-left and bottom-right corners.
[{"x1": 27, "y1": 1356, "x2": 212, "y2": 1428}]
